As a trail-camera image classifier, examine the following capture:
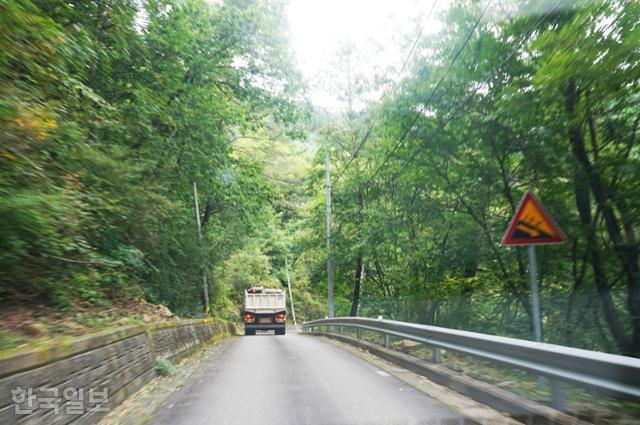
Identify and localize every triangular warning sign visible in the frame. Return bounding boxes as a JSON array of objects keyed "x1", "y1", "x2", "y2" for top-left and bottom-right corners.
[{"x1": 501, "y1": 191, "x2": 566, "y2": 246}]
